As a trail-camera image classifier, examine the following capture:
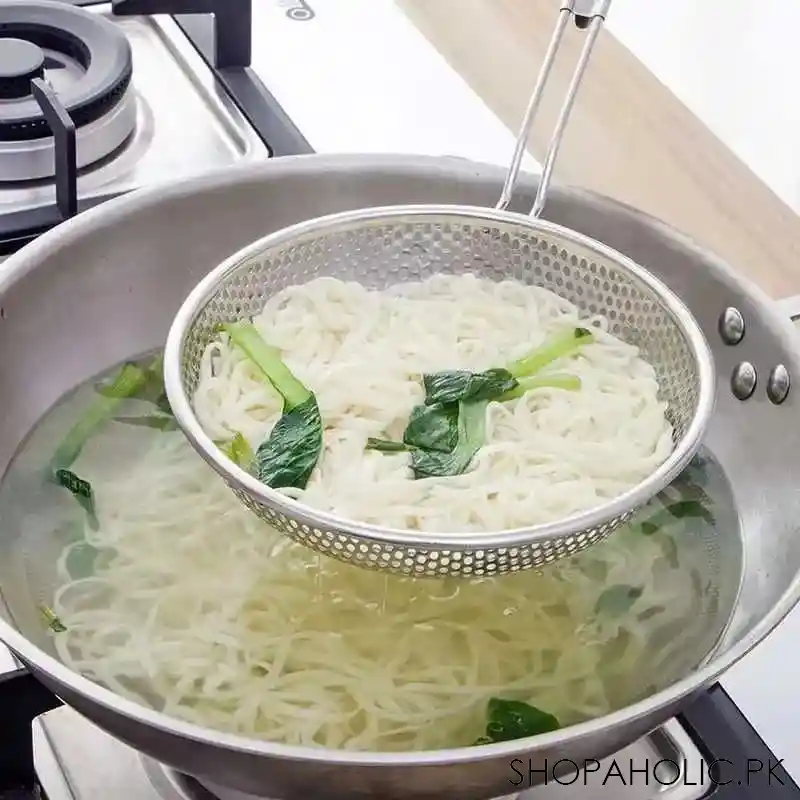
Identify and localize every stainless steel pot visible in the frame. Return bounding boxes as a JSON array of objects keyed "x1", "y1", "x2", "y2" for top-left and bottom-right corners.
[{"x1": 0, "y1": 154, "x2": 799, "y2": 800}]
